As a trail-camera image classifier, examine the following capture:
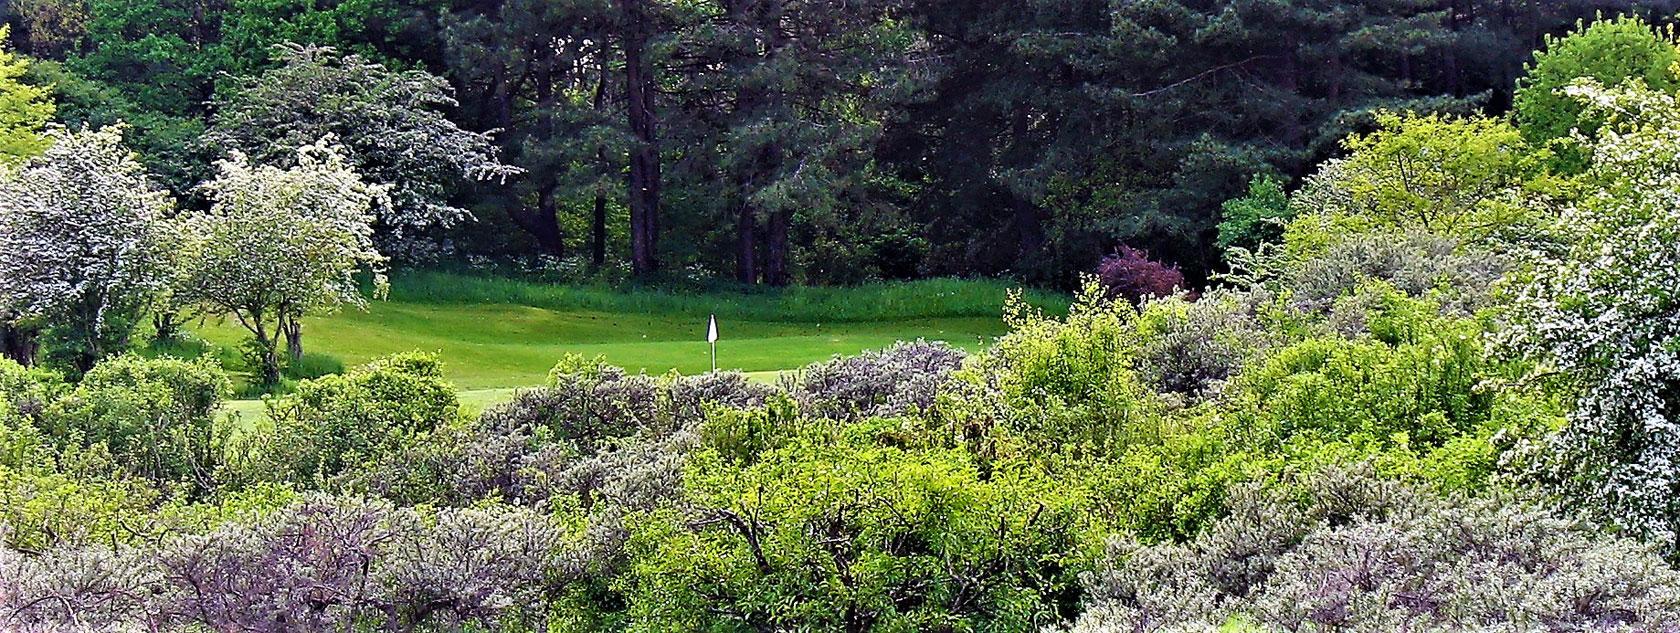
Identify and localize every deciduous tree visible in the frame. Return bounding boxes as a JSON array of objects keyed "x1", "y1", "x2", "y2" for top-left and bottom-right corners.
[
  {"x1": 176, "y1": 139, "x2": 387, "y2": 386},
  {"x1": 0, "y1": 26, "x2": 53, "y2": 163},
  {"x1": 1517, "y1": 78, "x2": 1680, "y2": 554},
  {"x1": 207, "y1": 44, "x2": 516, "y2": 247},
  {"x1": 0, "y1": 125, "x2": 176, "y2": 372}
]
